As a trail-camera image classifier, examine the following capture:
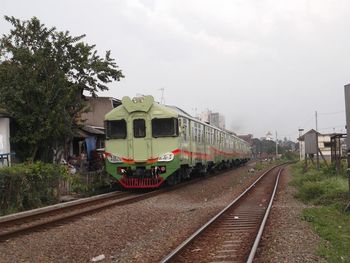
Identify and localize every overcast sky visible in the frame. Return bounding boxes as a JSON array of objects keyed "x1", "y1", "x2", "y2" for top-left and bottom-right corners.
[{"x1": 1, "y1": 0, "x2": 350, "y2": 140}]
